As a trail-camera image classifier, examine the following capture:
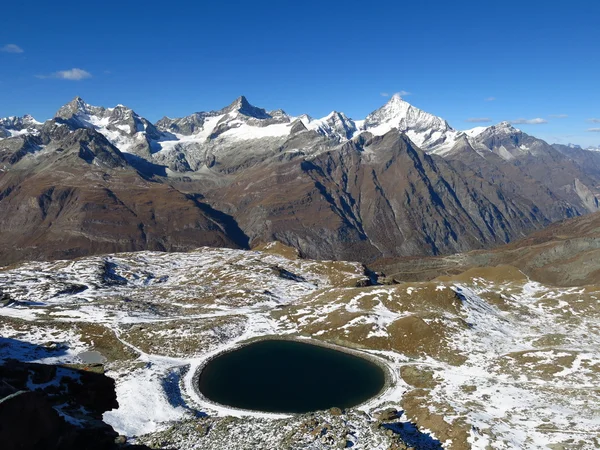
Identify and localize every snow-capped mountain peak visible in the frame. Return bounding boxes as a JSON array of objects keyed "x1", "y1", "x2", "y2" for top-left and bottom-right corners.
[
  {"x1": 220, "y1": 96, "x2": 272, "y2": 120},
  {"x1": 155, "y1": 97, "x2": 296, "y2": 140},
  {"x1": 20, "y1": 94, "x2": 578, "y2": 171},
  {"x1": 486, "y1": 121, "x2": 521, "y2": 136},
  {"x1": 20, "y1": 114, "x2": 40, "y2": 125},
  {"x1": 0, "y1": 114, "x2": 43, "y2": 139},
  {"x1": 55, "y1": 96, "x2": 103, "y2": 121},
  {"x1": 303, "y1": 111, "x2": 358, "y2": 141},
  {"x1": 498, "y1": 120, "x2": 511, "y2": 126},
  {"x1": 363, "y1": 94, "x2": 411, "y2": 129},
  {"x1": 51, "y1": 97, "x2": 164, "y2": 156},
  {"x1": 0, "y1": 114, "x2": 40, "y2": 128},
  {"x1": 361, "y1": 95, "x2": 459, "y2": 153}
]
